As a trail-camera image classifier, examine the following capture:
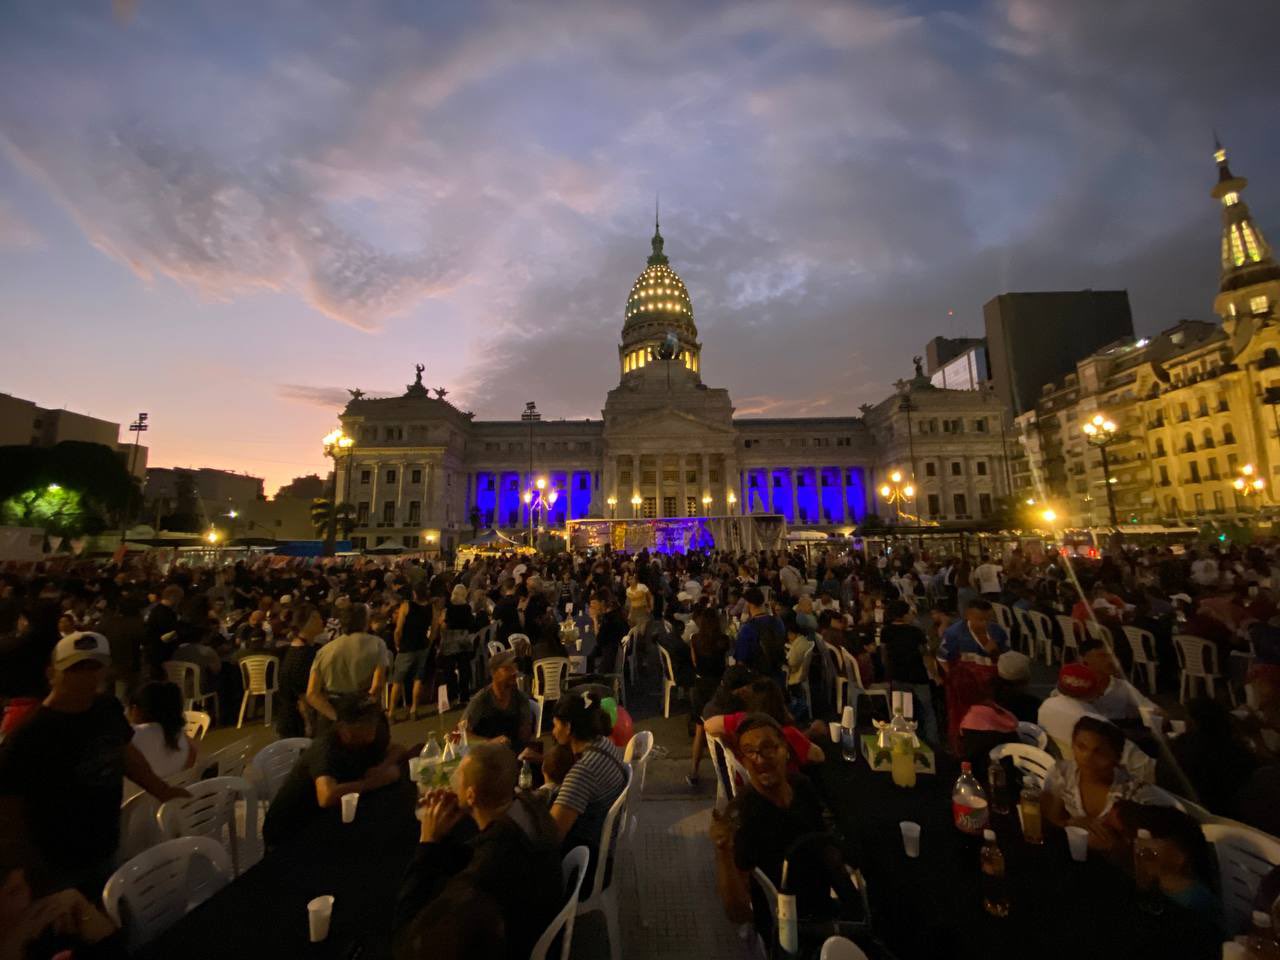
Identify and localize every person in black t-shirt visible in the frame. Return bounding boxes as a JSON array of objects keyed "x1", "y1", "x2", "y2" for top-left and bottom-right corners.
[
  {"x1": 0, "y1": 632, "x2": 189, "y2": 897},
  {"x1": 461, "y1": 651, "x2": 531, "y2": 755},
  {"x1": 276, "y1": 603, "x2": 324, "y2": 738},
  {"x1": 878, "y1": 599, "x2": 940, "y2": 746},
  {"x1": 262, "y1": 698, "x2": 405, "y2": 848}
]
